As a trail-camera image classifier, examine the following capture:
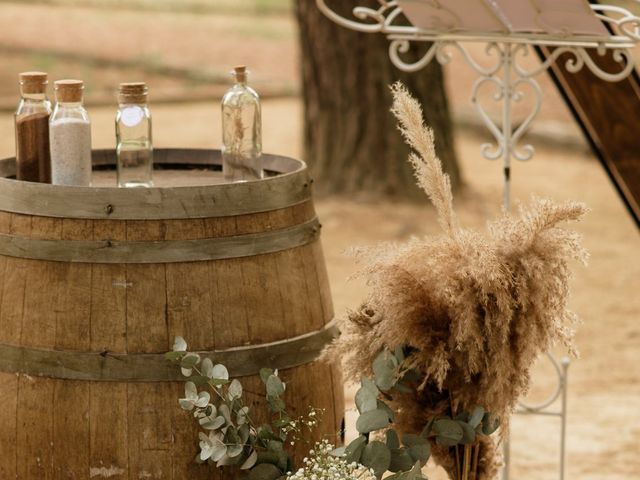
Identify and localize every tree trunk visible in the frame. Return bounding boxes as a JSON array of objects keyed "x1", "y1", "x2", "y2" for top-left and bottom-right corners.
[{"x1": 295, "y1": 0, "x2": 461, "y2": 200}]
